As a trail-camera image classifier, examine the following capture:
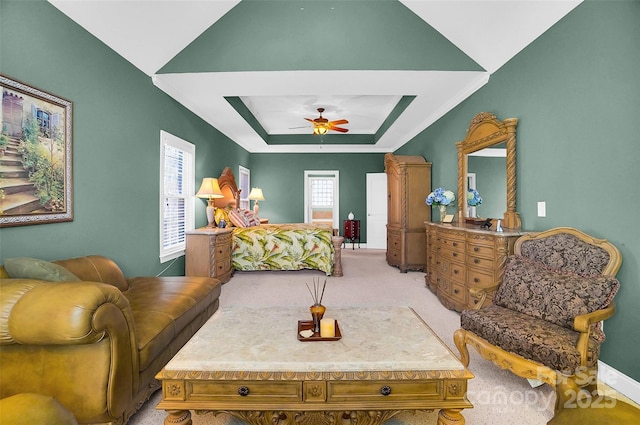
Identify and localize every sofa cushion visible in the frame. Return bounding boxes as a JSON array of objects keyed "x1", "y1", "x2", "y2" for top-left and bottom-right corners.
[
  {"x1": 494, "y1": 255, "x2": 619, "y2": 335},
  {"x1": 53, "y1": 255, "x2": 129, "y2": 292},
  {"x1": 519, "y1": 233, "x2": 611, "y2": 276},
  {"x1": 461, "y1": 305, "x2": 600, "y2": 374},
  {"x1": 124, "y1": 276, "x2": 221, "y2": 371},
  {"x1": 4, "y1": 258, "x2": 80, "y2": 282}
]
